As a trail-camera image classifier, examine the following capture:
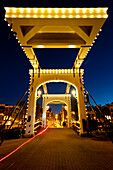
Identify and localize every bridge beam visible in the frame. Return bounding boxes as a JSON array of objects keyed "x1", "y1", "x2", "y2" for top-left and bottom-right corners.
[
  {"x1": 65, "y1": 83, "x2": 70, "y2": 94},
  {"x1": 43, "y1": 83, "x2": 48, "y2": 94},
  {"x1": 25, "y1": 74, "x2": 36, "y2": 137},
  {"x1": 77, "y1": 73, "x2": 87, "y2": 135},
  {"x1": 5, "y1": 7, "x2": 108, "y2": 71}
]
